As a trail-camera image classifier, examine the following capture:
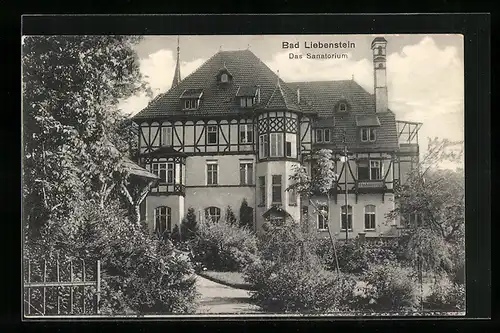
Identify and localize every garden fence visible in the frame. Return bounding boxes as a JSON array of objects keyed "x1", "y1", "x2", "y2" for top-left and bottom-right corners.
[{"x1": 23, "y1": 259, "x2": 101, "y2": 316}]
